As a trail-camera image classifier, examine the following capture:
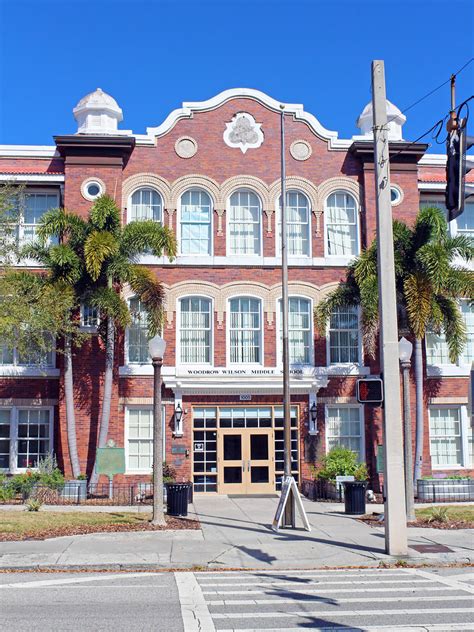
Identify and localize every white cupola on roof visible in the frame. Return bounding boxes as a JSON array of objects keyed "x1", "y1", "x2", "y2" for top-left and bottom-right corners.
[
  {"x1": 356, "y1": 99, "x2": 406, "y2": 141},
  {"x1": 73, "y1": 88, "x2": 124, "y2": 135}
]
